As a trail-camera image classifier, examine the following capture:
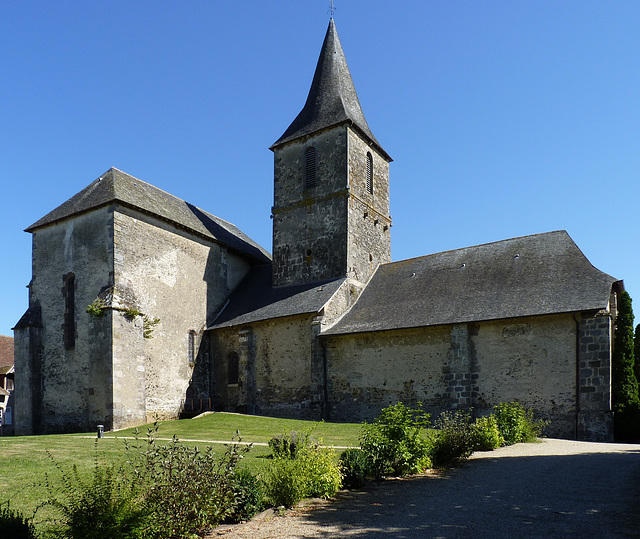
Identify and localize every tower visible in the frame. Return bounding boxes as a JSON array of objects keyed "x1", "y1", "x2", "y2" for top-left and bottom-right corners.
[{"x1": 270, "y1": 19, "x2": 392, "y2": 287}]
